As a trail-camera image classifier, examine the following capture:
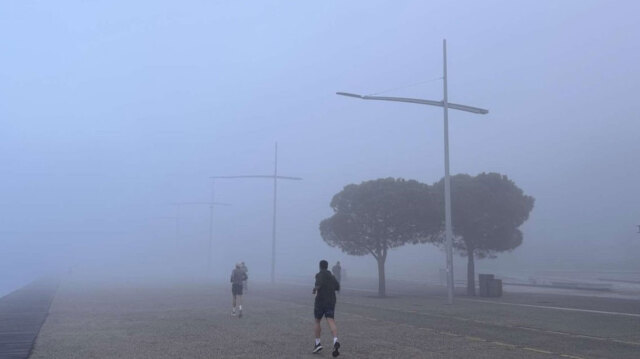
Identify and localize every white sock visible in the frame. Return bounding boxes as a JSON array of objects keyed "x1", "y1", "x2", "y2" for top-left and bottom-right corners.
[
  {"x1": 239, "y1": 305, "x2": 242, "y2": 310},
  {"x1": 333, "y1": 337, "x2": 338, "y2": 344},
  {"x1": 315, "y1": 338, "x2": 321, "y2": 345}
]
